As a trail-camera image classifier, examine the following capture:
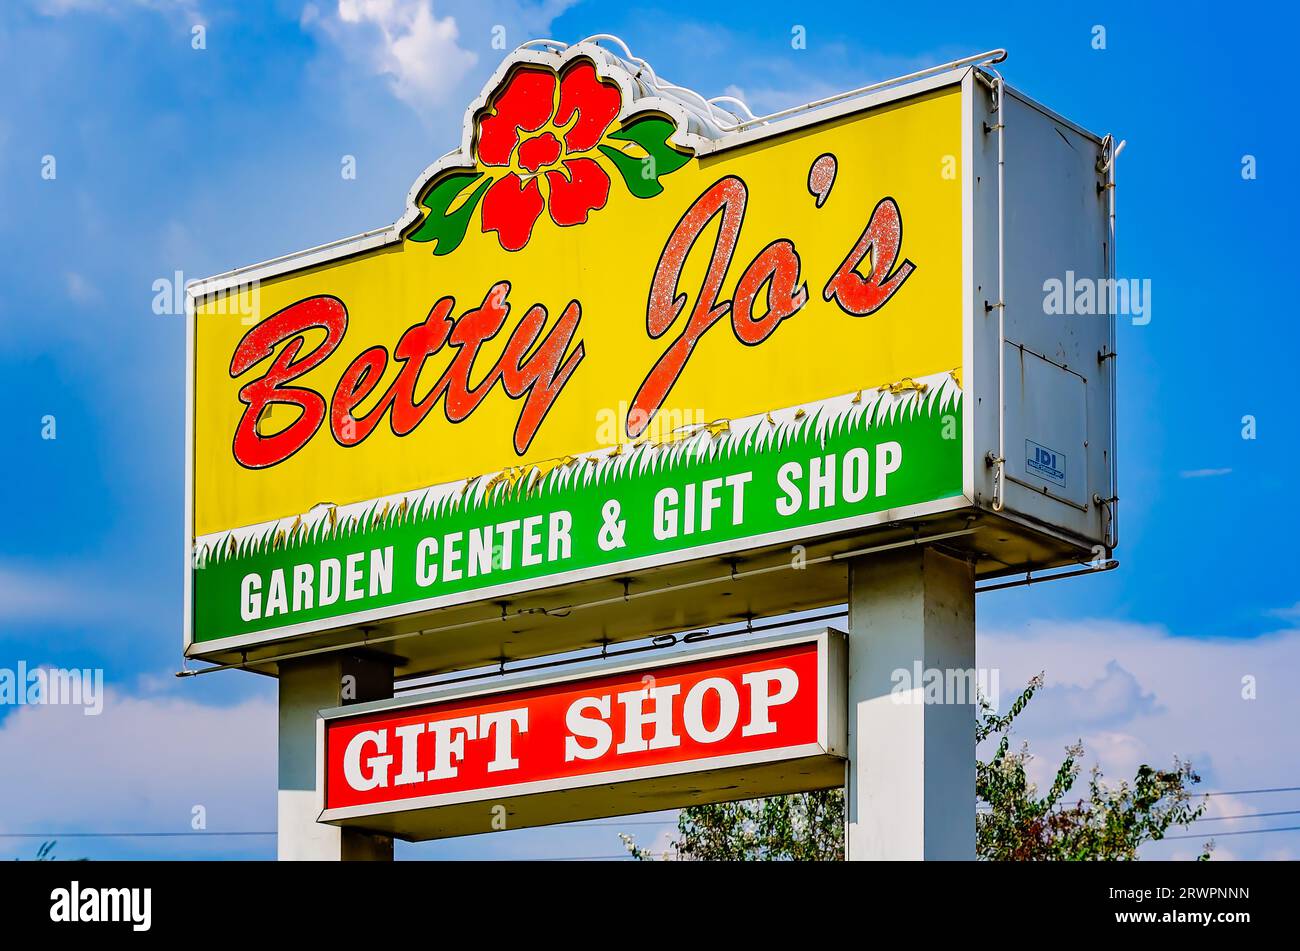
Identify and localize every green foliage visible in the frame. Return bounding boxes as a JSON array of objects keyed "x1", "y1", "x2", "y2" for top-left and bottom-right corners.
[
  {"x1": 407, "y1": 171, "x2": 491, "y2": 256},
  {"x1": 975, "y1": 675, "x2": 1211, "y2": 861},
  {"x1": 598, "y1": 115, "x2": 692, "y2": 199},
  {"x1": 623, "y1": 674, "x2": 1212, "y2": 861},
  {"x1": 622, "y1": 790, "x2": 844, "y2": 861}
]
